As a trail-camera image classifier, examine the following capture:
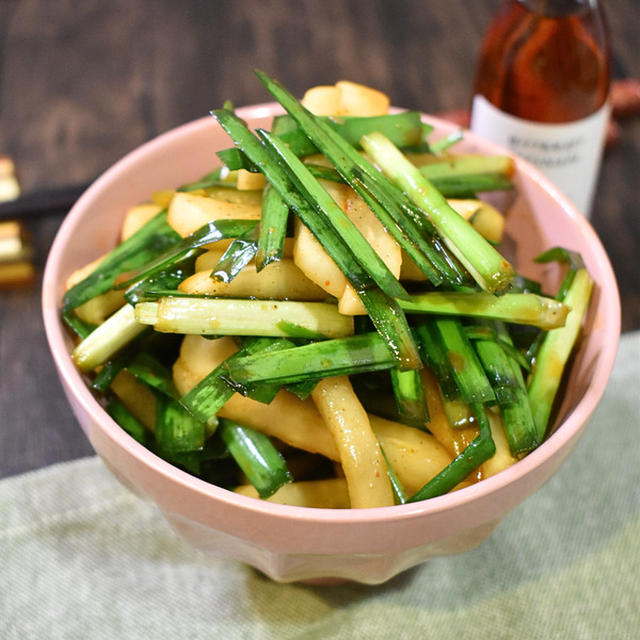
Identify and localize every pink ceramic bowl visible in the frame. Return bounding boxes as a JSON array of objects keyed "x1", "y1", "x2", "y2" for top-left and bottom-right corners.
[{"x1": 42, "y1": 103, "x2": 620, "y2": 584}]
